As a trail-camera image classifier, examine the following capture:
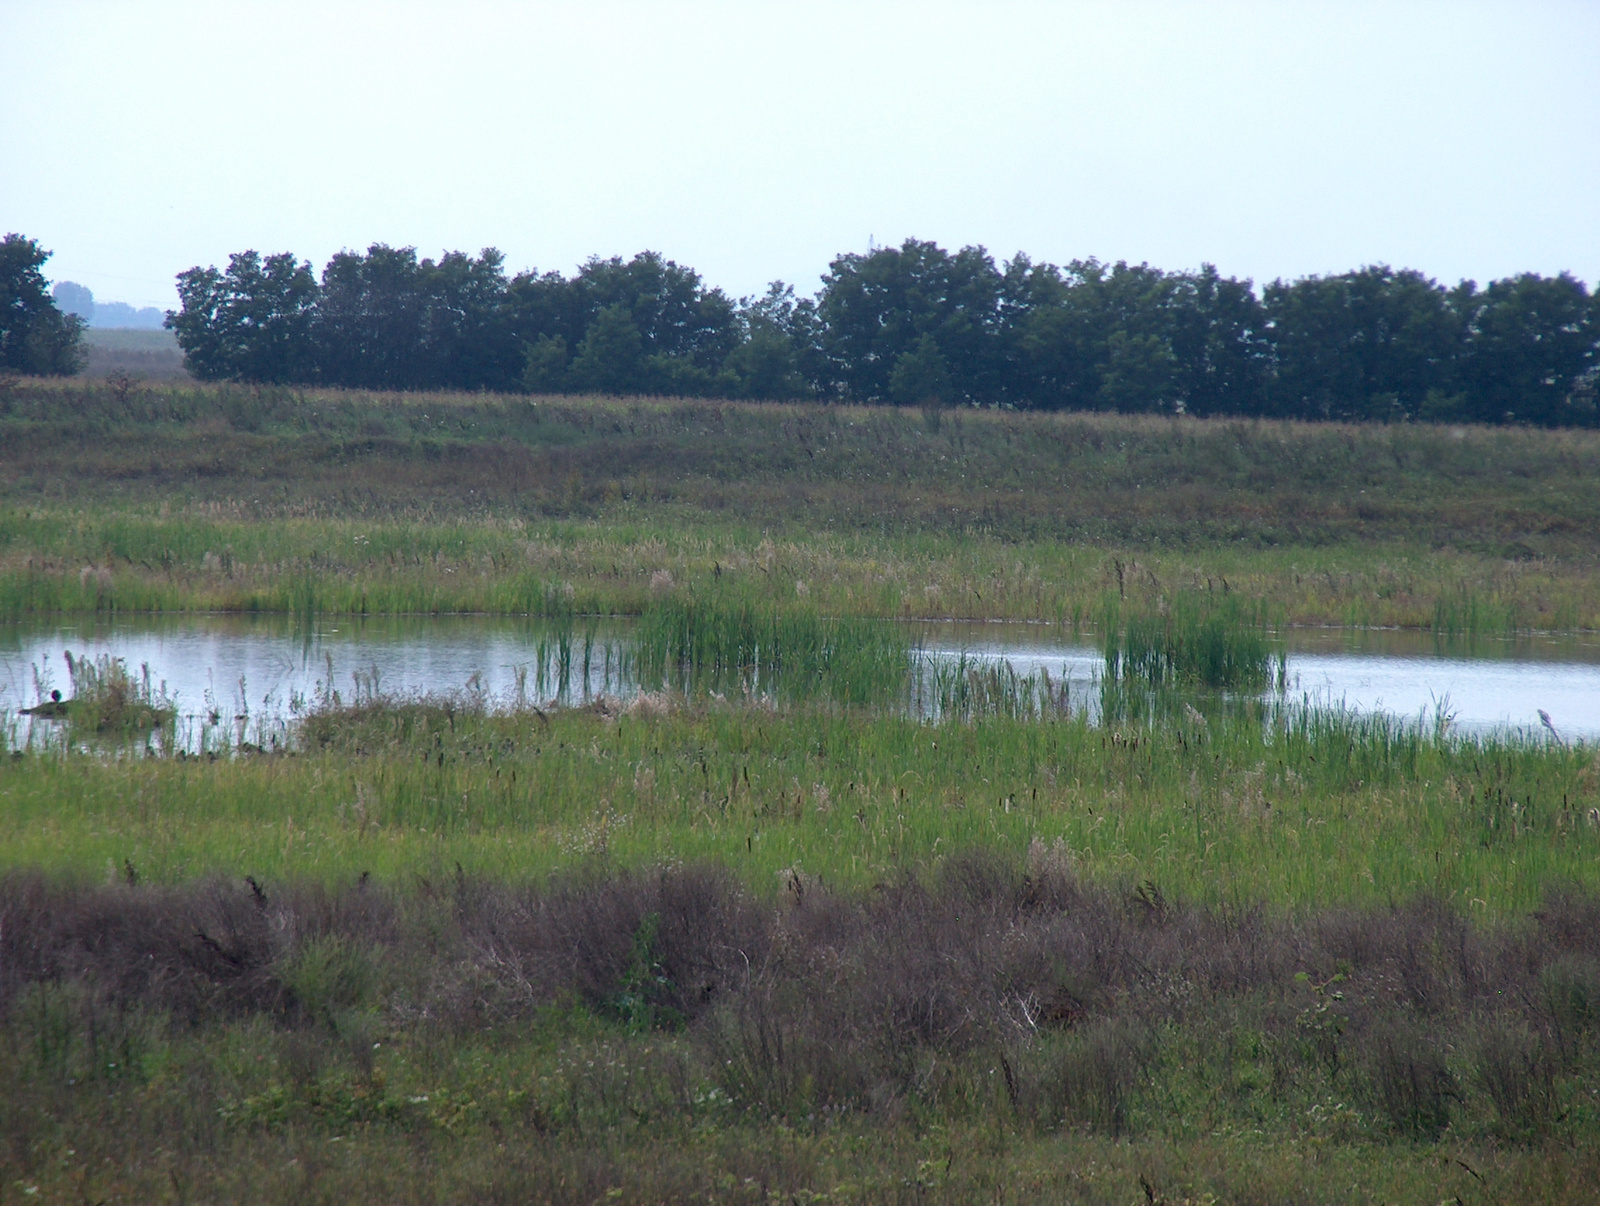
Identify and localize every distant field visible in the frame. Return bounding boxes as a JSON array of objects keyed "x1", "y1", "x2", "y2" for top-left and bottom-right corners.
[{"x1": 76, "y1": 326, "x2": 188, "y2": 380}]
